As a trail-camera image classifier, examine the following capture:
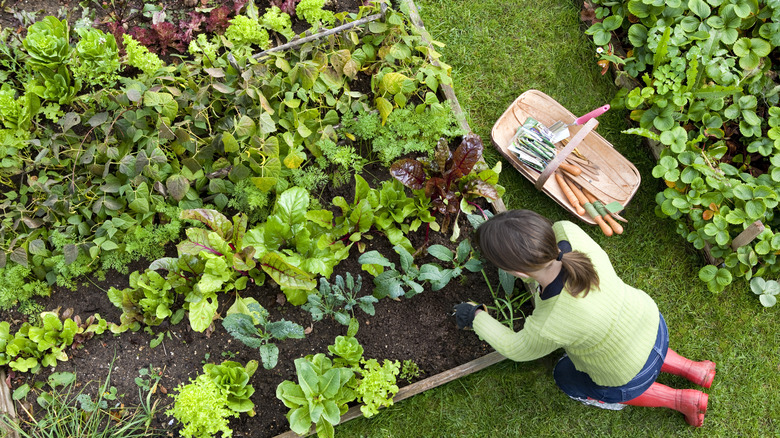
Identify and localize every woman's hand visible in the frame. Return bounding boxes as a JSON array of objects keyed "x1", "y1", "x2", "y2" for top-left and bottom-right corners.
[{"x1": 452, "y1": 302, "x2": 487, "y2": 330}]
